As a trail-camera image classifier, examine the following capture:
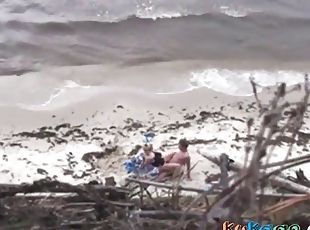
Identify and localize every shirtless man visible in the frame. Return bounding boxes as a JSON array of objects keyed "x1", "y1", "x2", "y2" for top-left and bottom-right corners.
[{"x1": 157, "y1": 139, "x2": 191, "y2": 181}]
